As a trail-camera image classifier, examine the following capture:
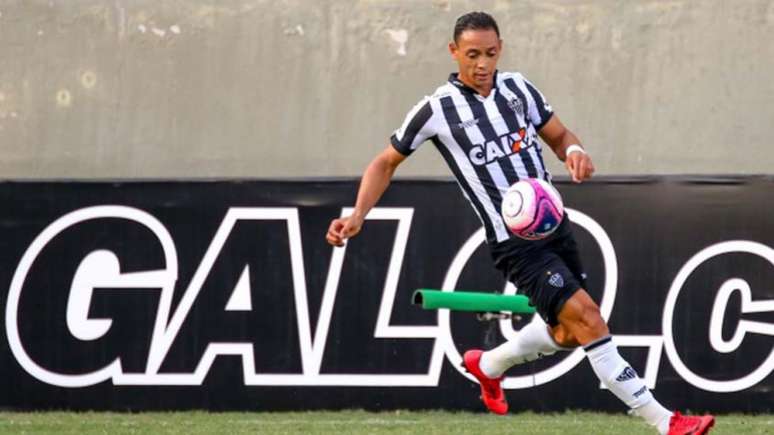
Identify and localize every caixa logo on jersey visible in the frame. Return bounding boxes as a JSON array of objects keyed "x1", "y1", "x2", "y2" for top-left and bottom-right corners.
[
  {"x1": 468, "y1": 128, "x2": 531, "y2": 166},
  {"x1": 6, "y1": 205, "x2": 774, "y2": 393}
]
